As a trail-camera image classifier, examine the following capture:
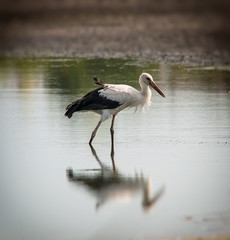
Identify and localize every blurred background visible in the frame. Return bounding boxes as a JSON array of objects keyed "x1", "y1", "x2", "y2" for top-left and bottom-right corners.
[{"x1": 0, "y1": 0, "x2": 229, "y2": 65}]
